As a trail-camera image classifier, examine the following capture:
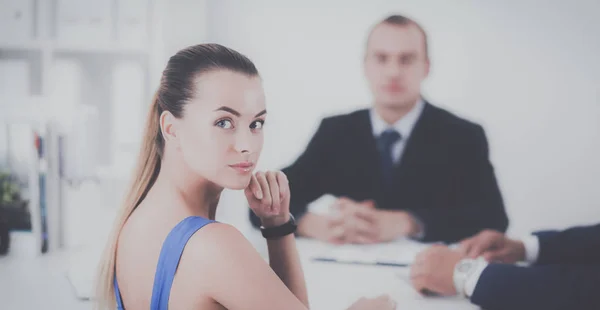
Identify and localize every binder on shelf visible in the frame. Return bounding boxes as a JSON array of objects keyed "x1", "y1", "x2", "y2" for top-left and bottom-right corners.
[
  {"x1": 55, "y1": 0, "x2": 113, "y2": 44},
  {"x1": 111, "y1": 62, "x2": 144, "y2": 147},
  {"x1": 49, "y1": 59, "x2": 100, "y2": 182},
  {"x1": 116, "y1": 0, "x2": 149, "y2": 47},
  {"x1": 0, "y1": 59, "x2": 31, "y2": 97},
  {"x1": 0, "y1": 0, "x2": 34, "y2": 42}
]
